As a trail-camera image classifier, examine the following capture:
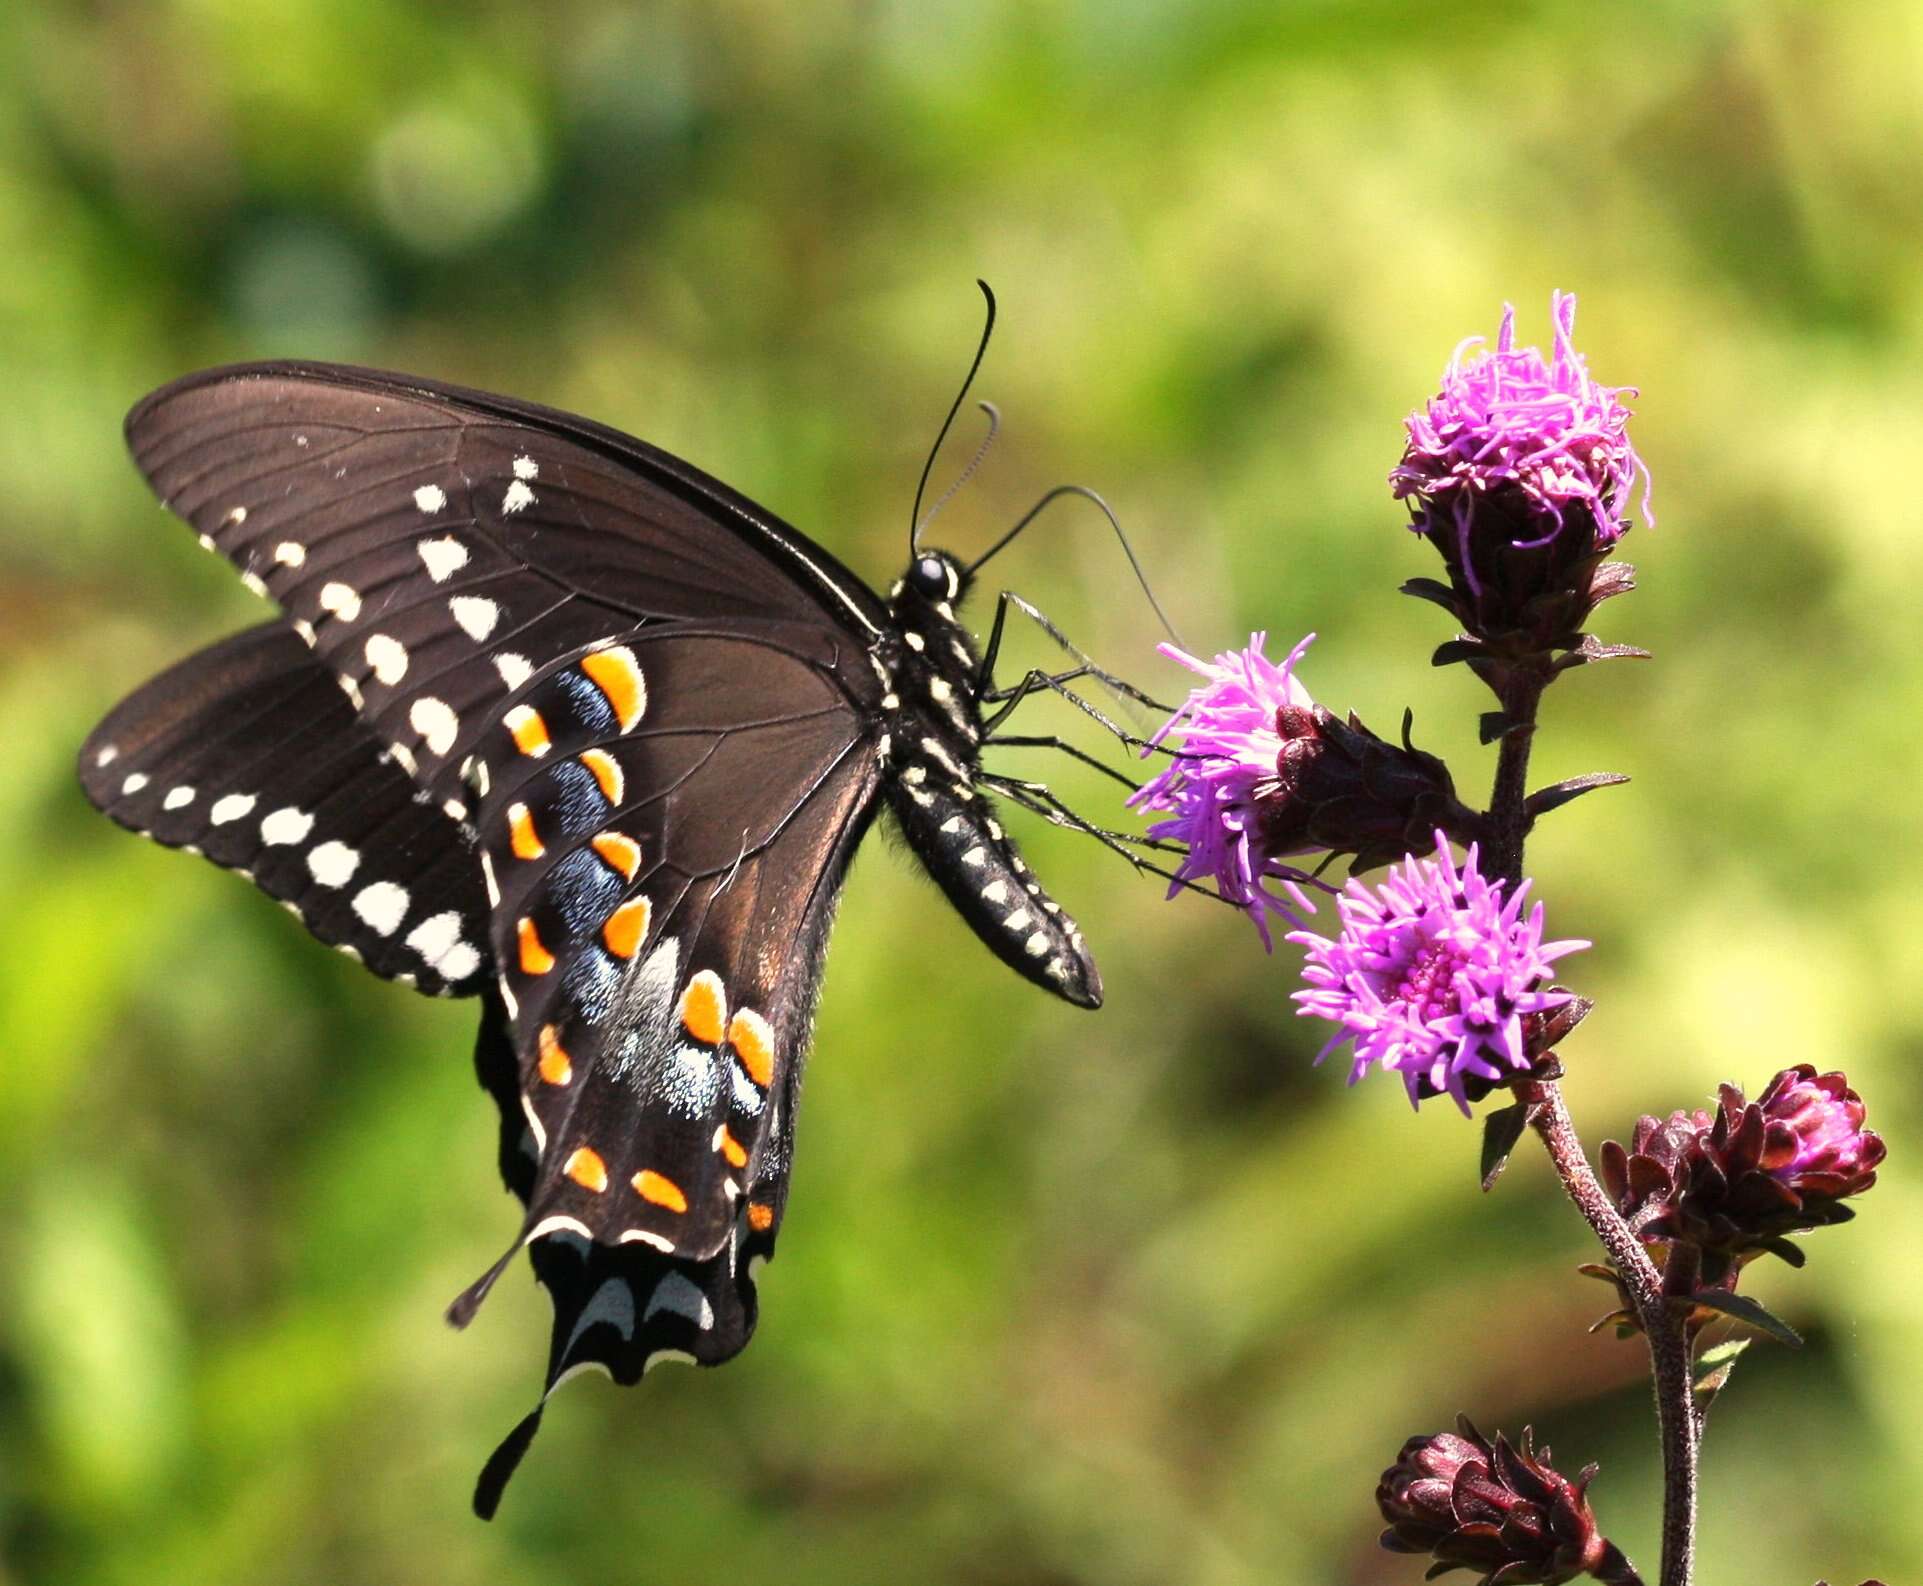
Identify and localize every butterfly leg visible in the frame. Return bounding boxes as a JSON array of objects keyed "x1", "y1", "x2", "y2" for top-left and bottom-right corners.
[
  {"x1": 978, "y1": 772, "x2": 1219, "y2": 899},
  {"x1": 974, "y1": 591, "x2": 1172, "y2": 716},
  {"x1": 981, "y1": 732, "x2": 1151, "y2": 795}
]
